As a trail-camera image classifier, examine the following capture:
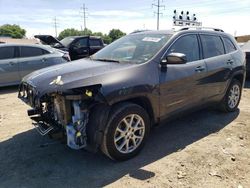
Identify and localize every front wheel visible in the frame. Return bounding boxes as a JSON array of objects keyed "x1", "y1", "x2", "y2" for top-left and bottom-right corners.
[
  {"x1": 101, "y1": 103, "x2": 150, "y2": 161},
  {"x1": 220, "y1": 79, "x2": 242, "y2": 112}
]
